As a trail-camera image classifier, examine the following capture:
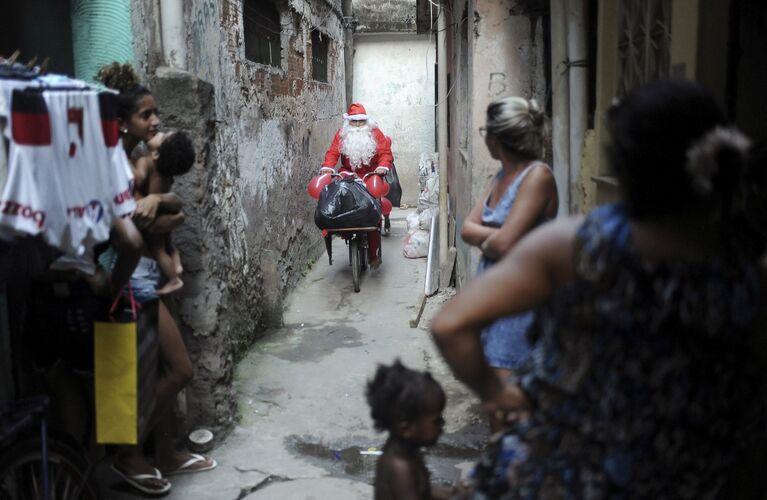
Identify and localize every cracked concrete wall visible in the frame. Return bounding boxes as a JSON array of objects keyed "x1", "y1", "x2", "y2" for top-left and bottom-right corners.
[
  {"x1": 354, "y1": 0, "x2": 417, "y2": 33},
  {"x1": 132, "y1": 0, "x2": 346, "y2": 430},
  {"x1": 130, "y1": 0, "x2": 163, "y2": 79}
]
